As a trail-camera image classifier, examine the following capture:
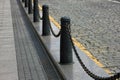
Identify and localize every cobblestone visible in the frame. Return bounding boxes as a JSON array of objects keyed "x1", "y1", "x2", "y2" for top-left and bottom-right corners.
[{"x1": 39, "y1": 0, "x2": 120, "y2": 74}]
